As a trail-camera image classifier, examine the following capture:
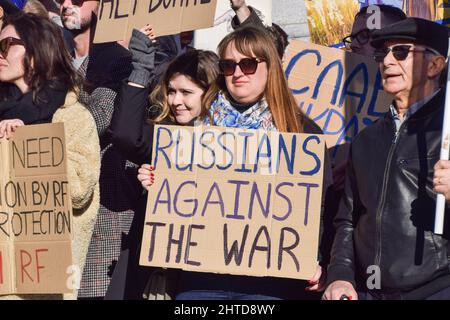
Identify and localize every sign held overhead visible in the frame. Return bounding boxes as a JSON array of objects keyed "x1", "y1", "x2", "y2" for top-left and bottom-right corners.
[{"x1": 94, "y1": 0, "x2": 217, "y2": 43}]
